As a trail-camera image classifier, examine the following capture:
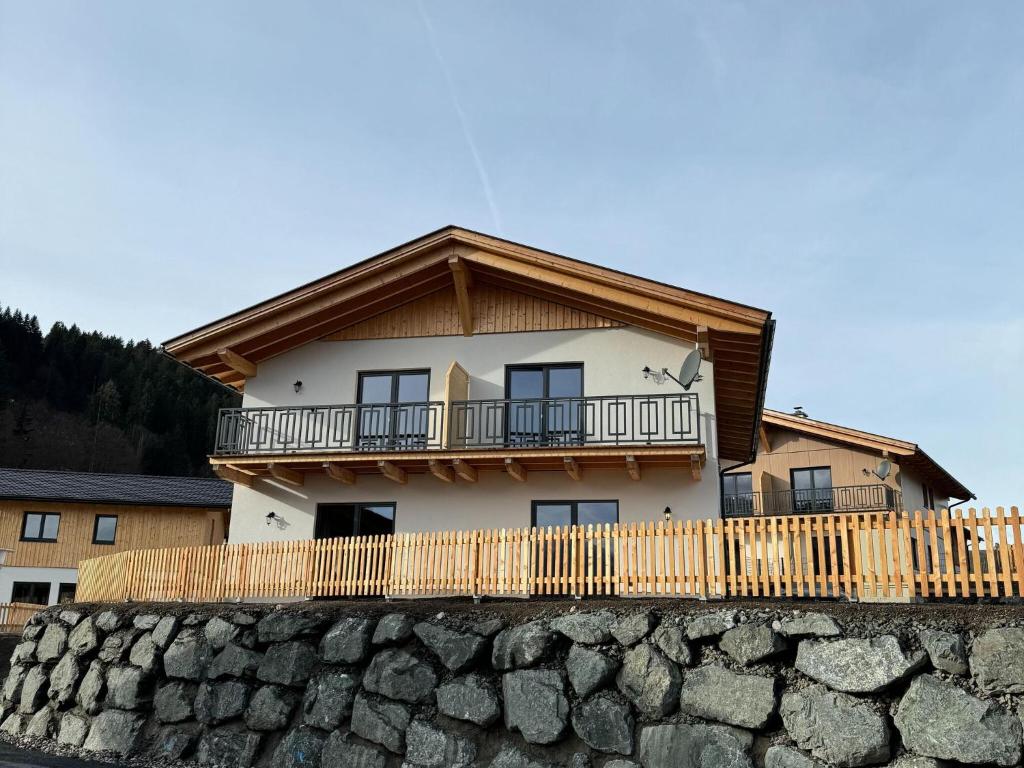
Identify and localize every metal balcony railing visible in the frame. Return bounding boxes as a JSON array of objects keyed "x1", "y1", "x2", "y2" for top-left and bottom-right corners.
[{"x1": 722, "y1": 484, "x2": 902, "y2": 518}]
